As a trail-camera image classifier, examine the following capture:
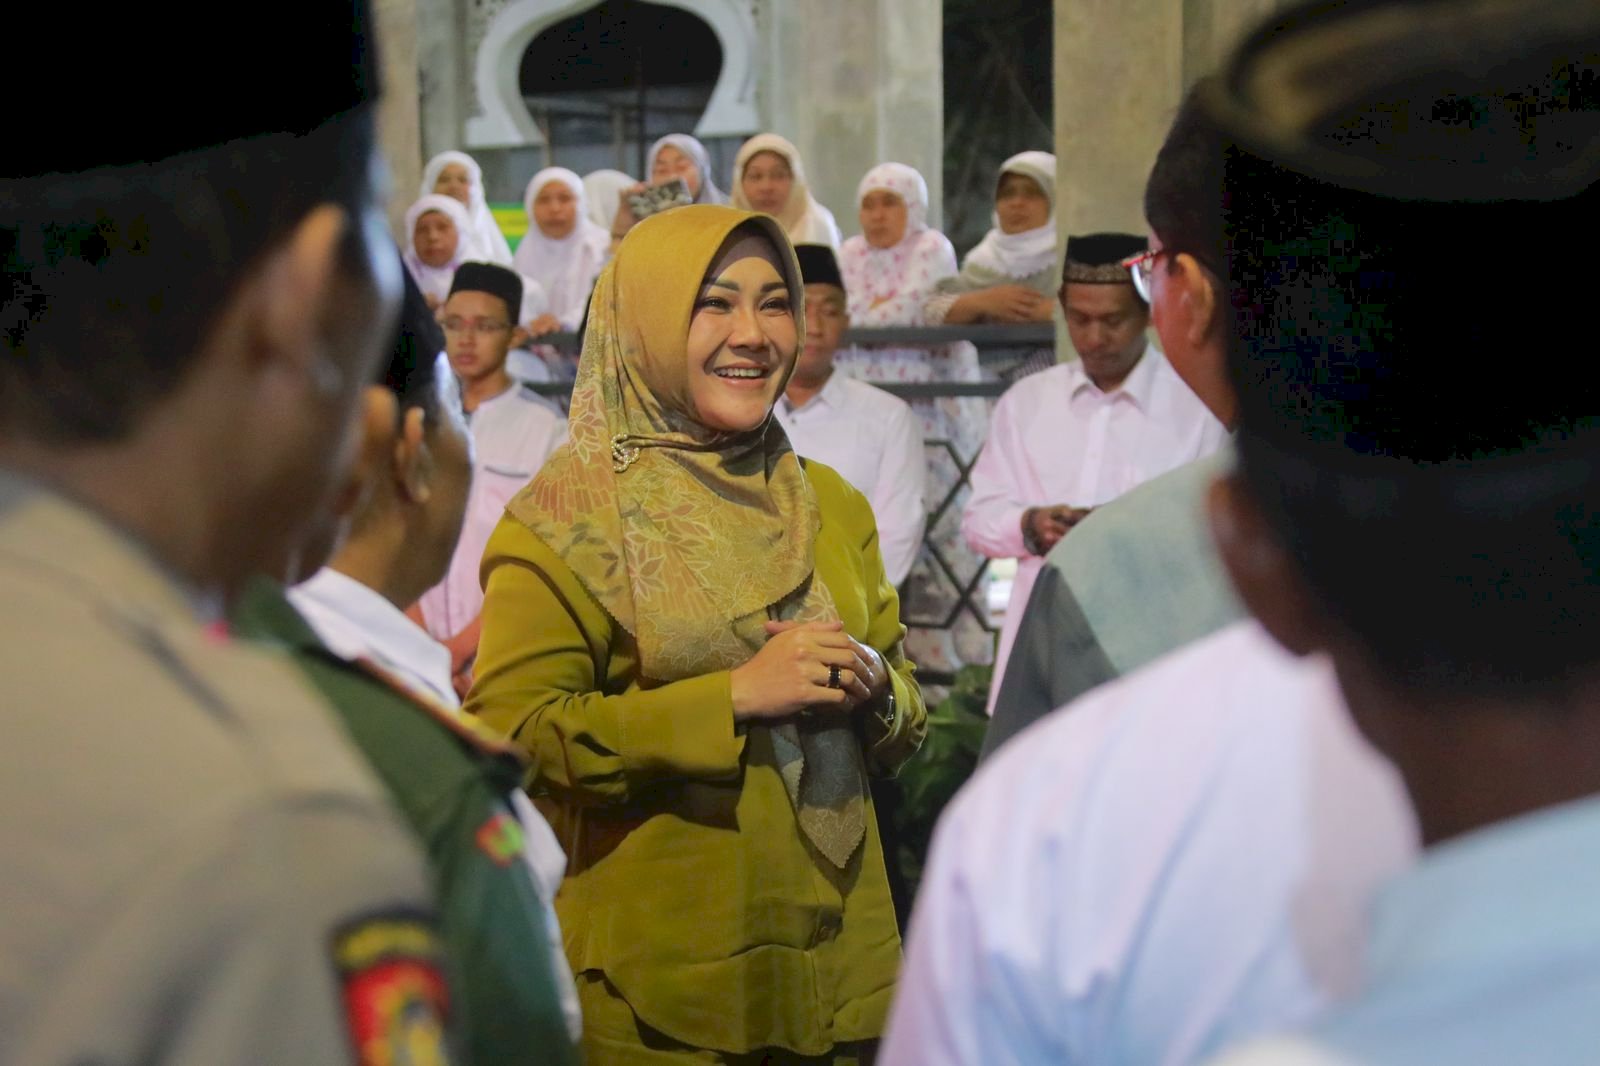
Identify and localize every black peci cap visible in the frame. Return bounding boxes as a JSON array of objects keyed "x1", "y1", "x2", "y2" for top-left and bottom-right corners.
[
  {"x1": 794, "y1": 244, "x2": 844, "y2": 290},
  {"x1": 10, "y1": 0, "x2": 381, "y2": 179},
  {"x1": 1206, "y1": 0, "x2": 1600, "y2": 468},
  {"x1": 1063, "y1": 233, "x2": 1147, "y2": 284},
  {"x1": 448, "y1": 262, "x2": 525, "y2": 325}
]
